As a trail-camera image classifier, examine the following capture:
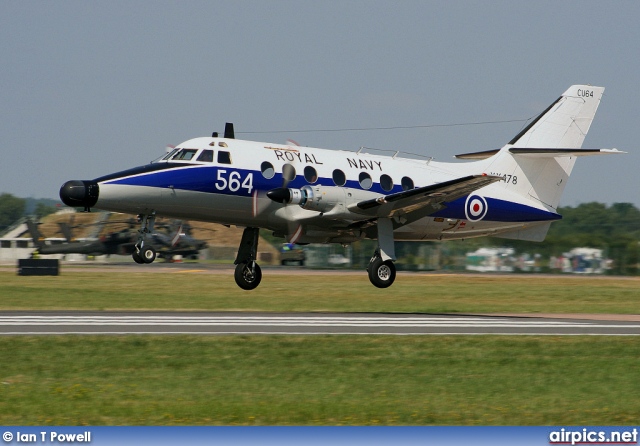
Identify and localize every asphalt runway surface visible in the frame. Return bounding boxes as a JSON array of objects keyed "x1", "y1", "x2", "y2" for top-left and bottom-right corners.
[
  {"x1": 2, "y1": 311, "x2": 640, "y2": 335},
  {"x1": 4, "y1": 263, "x2": 639, "y2": 335}
]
